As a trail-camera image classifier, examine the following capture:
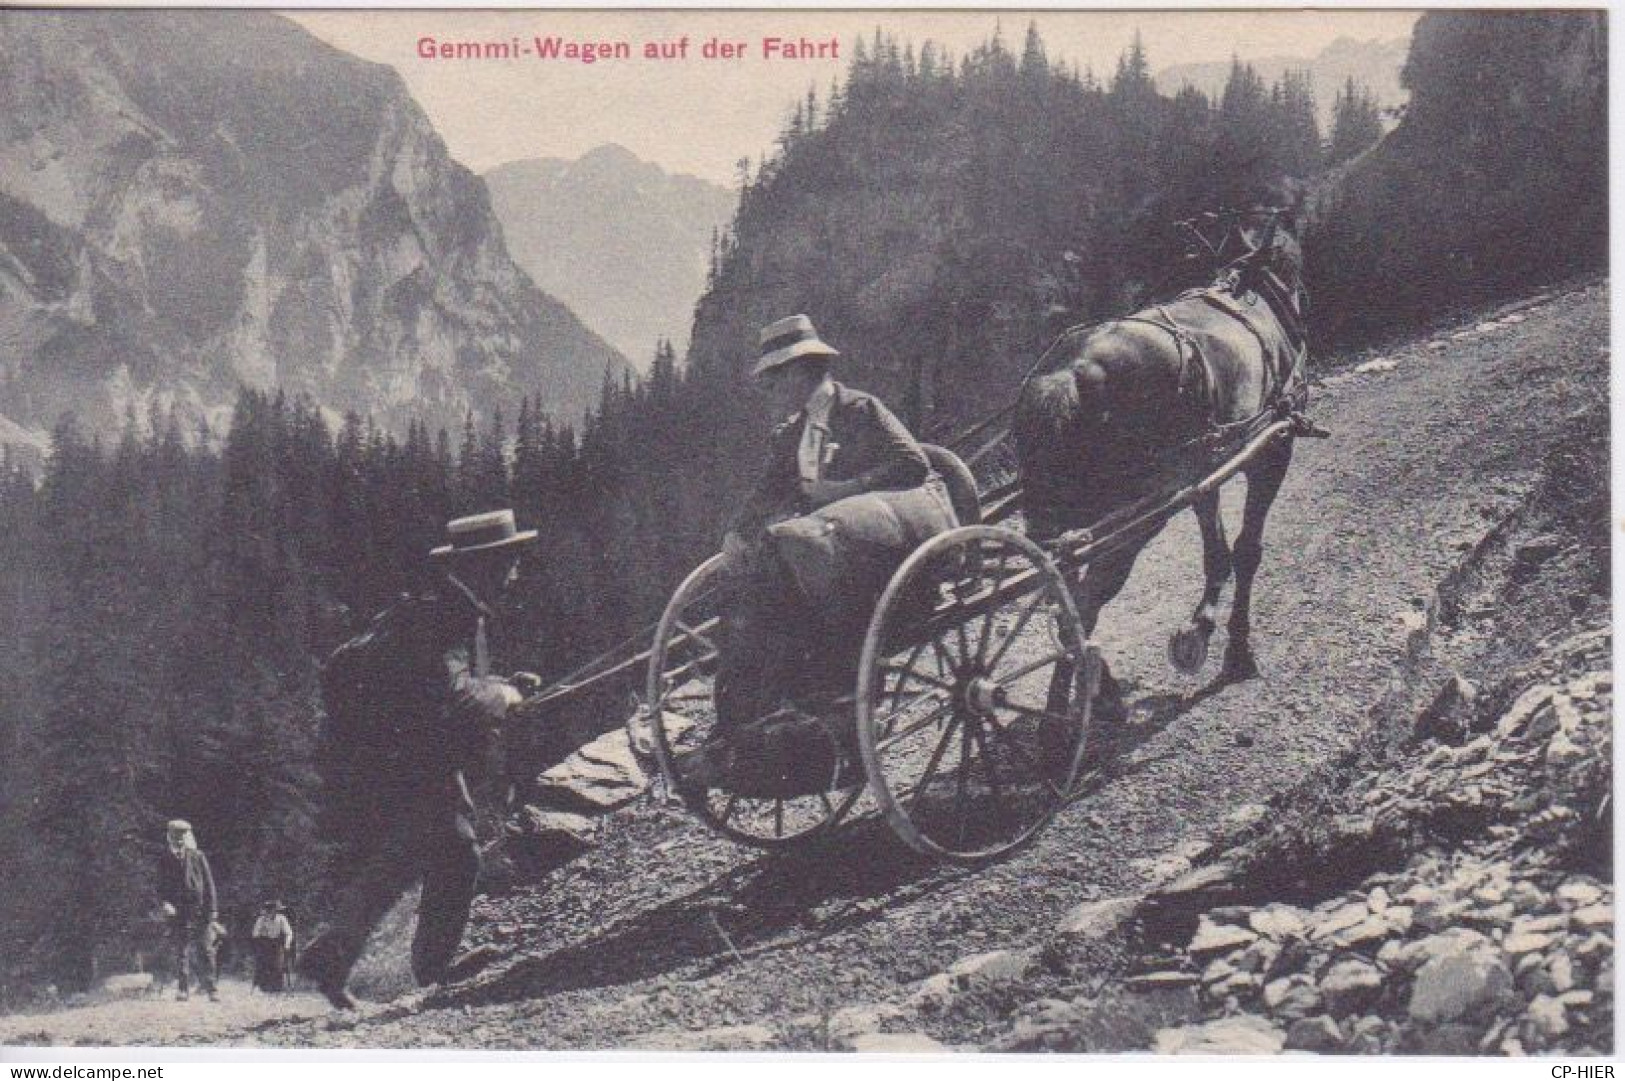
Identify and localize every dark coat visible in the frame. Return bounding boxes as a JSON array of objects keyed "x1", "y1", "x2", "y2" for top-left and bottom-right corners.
[
  {"x1": 733, "y1": 381, "x2": 930, "y2": 537},
  {"x1": 158, "y1": 848, "x2": 217, "y2": 925},
  {"x1": 319, "y1": 592, "x2": 517, "y2": 829}
]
